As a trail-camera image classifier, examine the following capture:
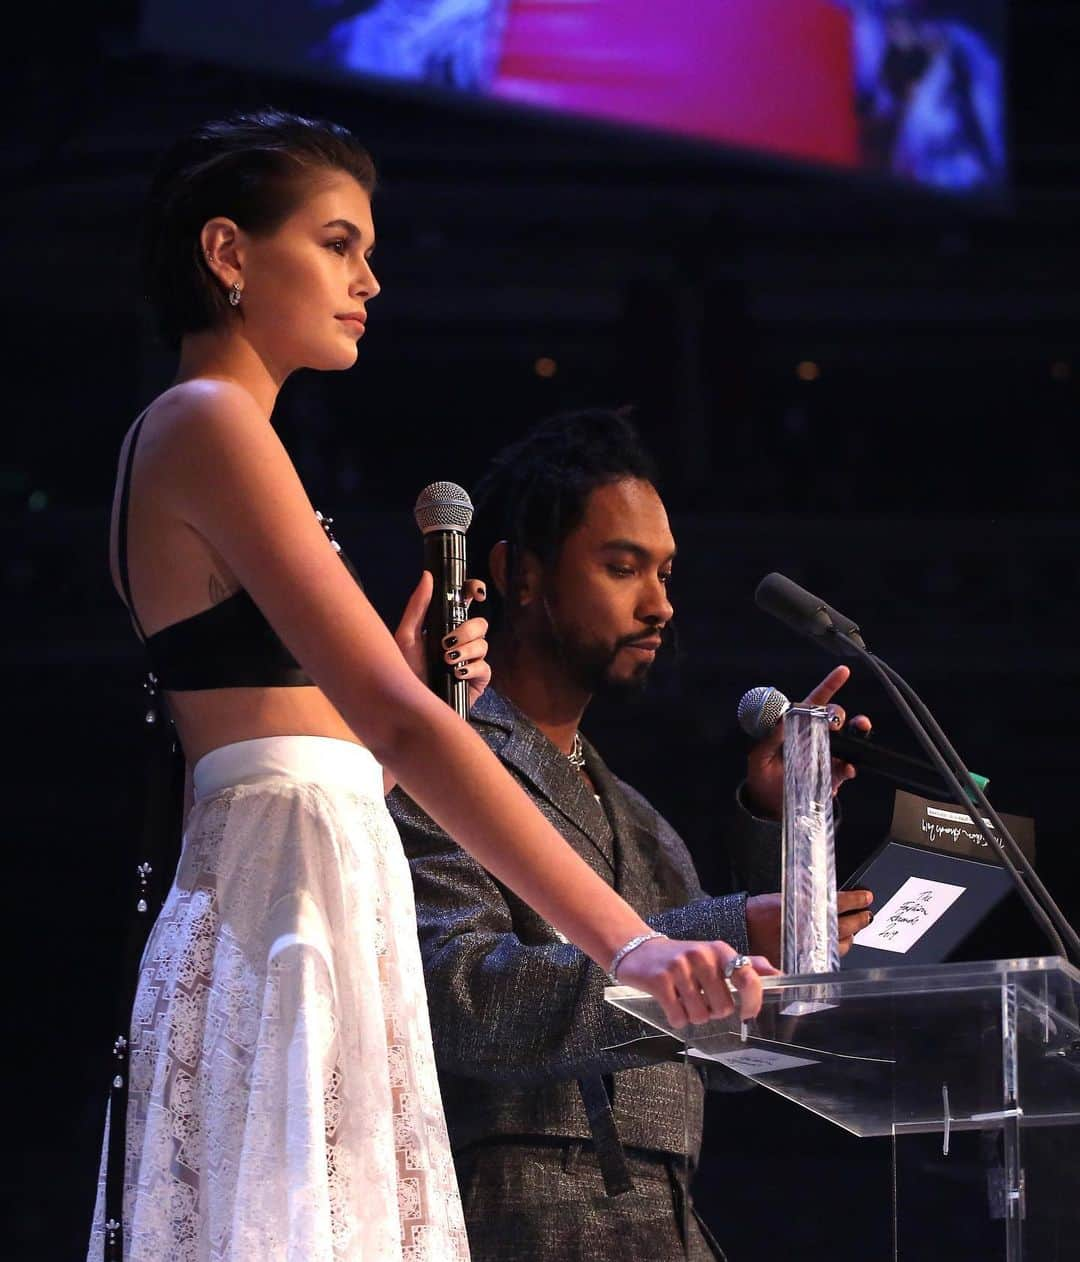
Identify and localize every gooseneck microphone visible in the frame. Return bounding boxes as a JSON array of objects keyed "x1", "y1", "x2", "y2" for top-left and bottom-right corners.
[
  {"x1": 753, "y1": 571, "x2": 1080, "y2": 965},
  {"x1": 754, "y1": 572, "x2": 866, "y2": 658},
  {"x1": 737, "y1": 684, "x2": 950, "y2": 799},
  {"x1": 414, "y1": 481, "x2": 473, "y2": 720}
]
